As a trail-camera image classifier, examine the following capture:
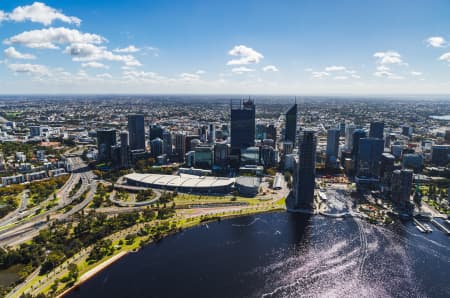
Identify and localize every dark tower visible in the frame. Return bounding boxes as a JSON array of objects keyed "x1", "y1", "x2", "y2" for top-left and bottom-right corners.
[
  {"x1": 97, "y1": 129, "x2": 117, "y2": 162},
  {"x1": 285, "y1": 103, "x2": 297, "y2": 145},
  {"x1": 128, "y1": 114, "x2": 145, "y2": 151},
  {"x1": 230, "y1": 99, "x2": 256, "y2": 157},
  {"x1": 293, "y1": 130, "x2": 317, "y2": 210}
]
